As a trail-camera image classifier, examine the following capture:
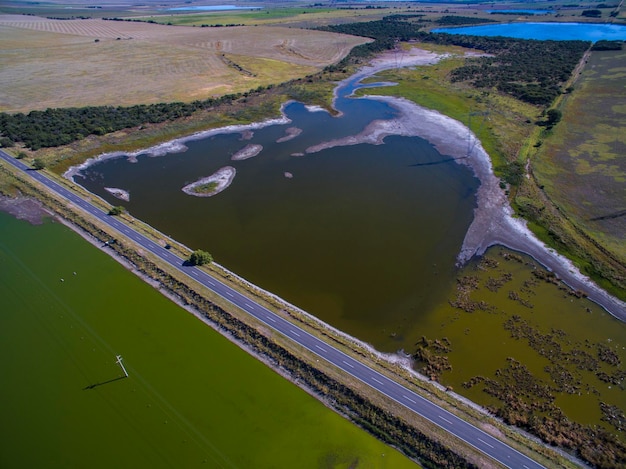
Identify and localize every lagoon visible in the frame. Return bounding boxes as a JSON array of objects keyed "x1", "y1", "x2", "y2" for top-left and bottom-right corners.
[
  {"x1": 60, "y1": 45, "x2": 626, "y2": 448},
  {"x1": 433, "y1": 22, "x2": 626, "y2": 42},
  {"x1": 76, "y1": 67, "x2": 479, "y2": 354},
  {"x1": 167, "y1": 5, "x2": 262, "y2": 11}
]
